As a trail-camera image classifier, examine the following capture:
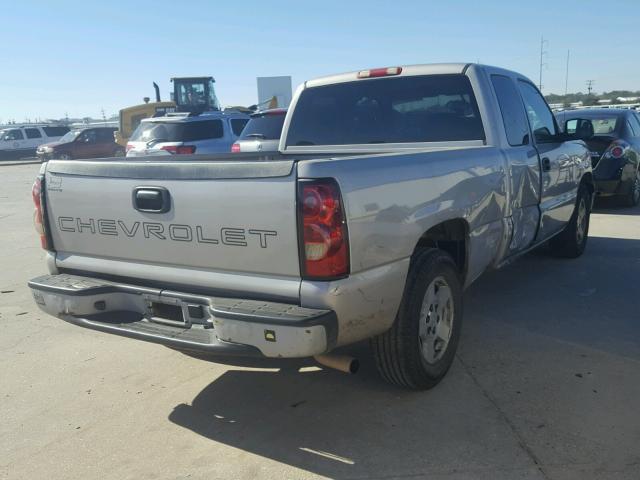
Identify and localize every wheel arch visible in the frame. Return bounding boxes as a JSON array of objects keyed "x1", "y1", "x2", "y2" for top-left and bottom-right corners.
[{"x1": 412, "y1": 218, "x2": 470, "y2": 284}]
